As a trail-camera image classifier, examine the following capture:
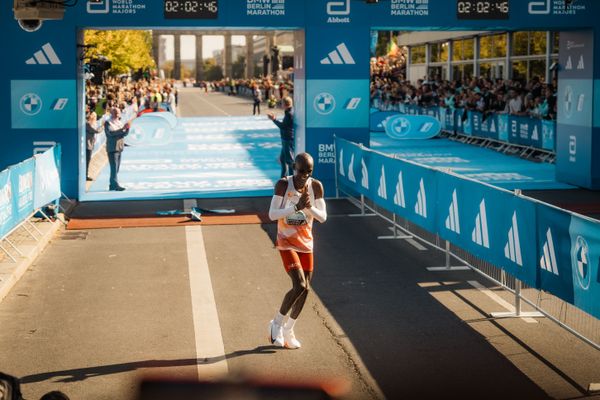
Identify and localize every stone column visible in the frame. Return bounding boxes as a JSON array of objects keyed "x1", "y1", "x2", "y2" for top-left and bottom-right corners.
[
  {"x1": 224, "y1": 33, "x2": 233, "y2": 78},
  {"x1": 152, "y1": 31, "x2": 160, "y2": 70},
  {"x1": 173, "y1": 33, "x2": 182, "y2": 80},
  {"x1": 245, "y1": 34, "x2": 254, "y2": 78},
  {"x1": 195, "y1": 34, "x2": 204, "y2": 82}
]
